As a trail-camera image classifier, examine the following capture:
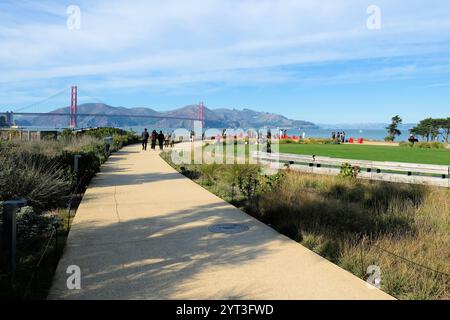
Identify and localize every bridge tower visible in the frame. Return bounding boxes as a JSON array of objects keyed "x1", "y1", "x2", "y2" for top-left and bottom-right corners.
[
  {"x1": 70, "y1": 86, "x2": 78, "y2": 128},
  {"x1": 197, "y1": 102, "x2": 205, "y2": 128},
  {"x1": 5, "y1": 111, "x2": 14, "y2": 126}
]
